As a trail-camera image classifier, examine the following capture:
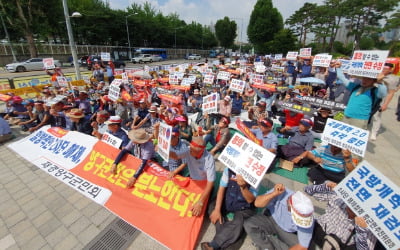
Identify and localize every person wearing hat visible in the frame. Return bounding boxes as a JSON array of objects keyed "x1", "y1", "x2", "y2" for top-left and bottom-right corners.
[
  {"x1": 111, "y1": 128, "x2": 155, "y2": 188},
  {"x1": 4, "y1": 96, "x2": 28, "y2": 125},
  {"x1": 66, "y1": 108, "x2": 93, "y2": 134},
  {"x1": 165, "y1": 127, "x2": 188, "y2": 178},
  {"x1": 105, "y1": 115, "x2": 129, "y2": 148},
  {"x1": 246, "y1": 100, "x2": 268, "y2": 128},
  {"x1": 187, "y1": 88, "x2": 203, "y2": 113},
  {"x1": 19, "y1": 100, "x2": 51, "y2": 133},
  {"x1": 169, "y1": 136, "x2": 216, "y2": 217},
  {"x1": 244, "y1": 184, "x2": 314, "y2": 249},
  {"x1": 250, "y1": 118, "x2": 278, "y2": 153},
  {"x1": 277, "y1": 118, "x2": 314, "y2": 165},
  {"x1": 131, "y1": 99, "x2": 150, "y2": 128},
  {"x1": 46, "y1": 67, "x2": 64, "y2": 88},
  {"x1": 218, "y1": 95, "x2": 232, "y2": 118},
  {"x1": 75, "y1": 91, "x2": 92, "y2": 115},
  {"x1": 132, "y1": 105, "x2": 160, "y2": 134},
  {"x1": 310, "y1": 107, "x2": 333, "y2": 140},
  {"x1": 91, "y1": 110, "x2": 110, "y2": 139},
  {"x1": 277, "y1": 109, "x2": 304, "y2": 137},
  {"x1": 204, "y1": 116, "x2": 231, "y2": 156},
  {"x1": 371, "y1": 62, "x2": 400, "y2": 140},
  {"x1": 176, "y1": 115, "x2": 192, "y2": 142}
]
